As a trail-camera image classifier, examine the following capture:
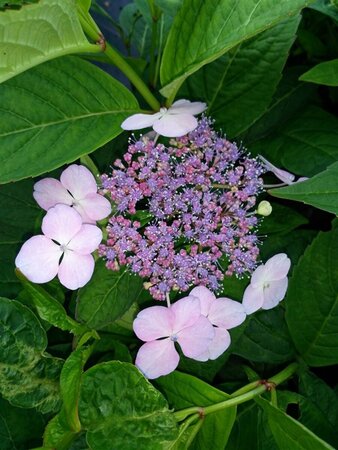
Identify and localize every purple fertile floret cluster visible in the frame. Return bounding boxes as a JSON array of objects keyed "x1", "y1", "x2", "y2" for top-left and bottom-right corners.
[{"x1": 100, "y1": 118, "x2": 265, "y2": 300}]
